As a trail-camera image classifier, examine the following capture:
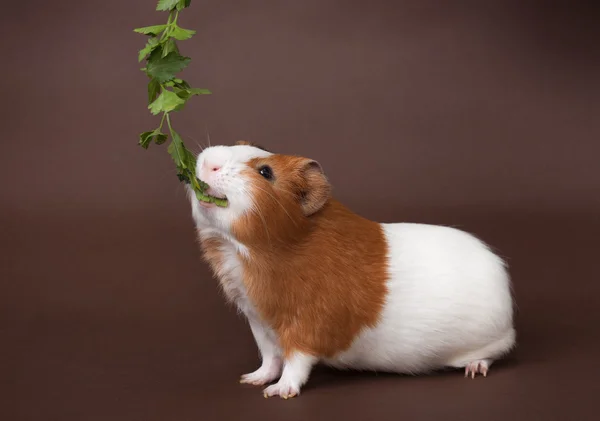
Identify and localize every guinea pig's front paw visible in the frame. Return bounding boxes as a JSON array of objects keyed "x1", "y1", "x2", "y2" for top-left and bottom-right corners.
[
  {"x1": 263, "y1": 380, "x2": 300, "y2": 399},
  {"x1": 240, "y1": 364, "x2": 282, "y2": 386}
]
